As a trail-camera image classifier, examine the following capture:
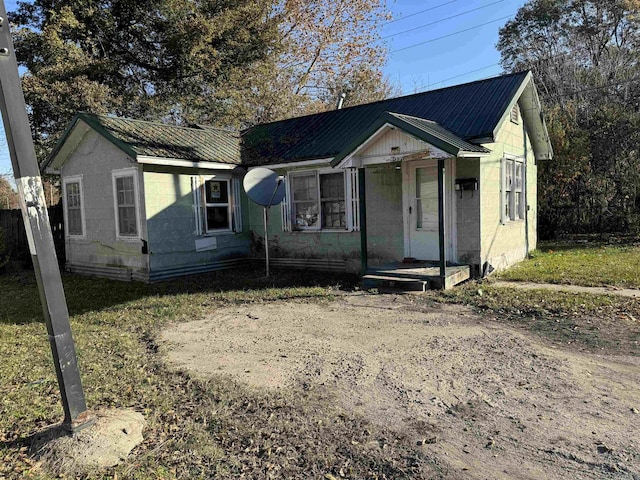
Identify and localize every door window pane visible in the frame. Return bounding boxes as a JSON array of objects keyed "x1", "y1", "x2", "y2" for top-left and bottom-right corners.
[{"x1": 415, "y1": 166, "x2": 437, "y2": 231}]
